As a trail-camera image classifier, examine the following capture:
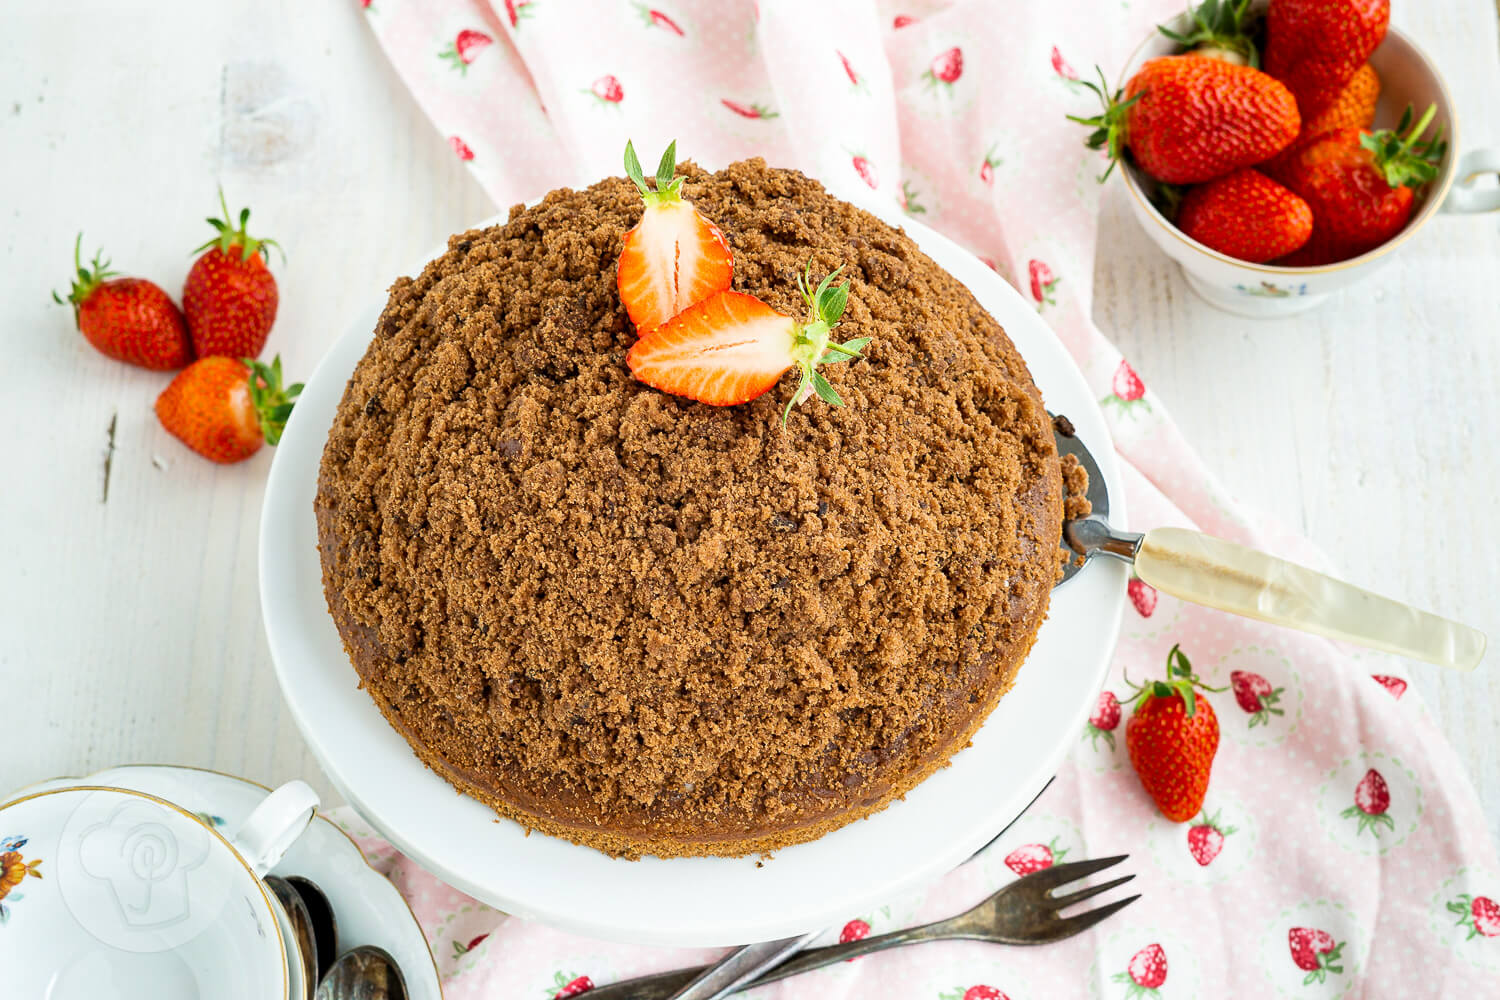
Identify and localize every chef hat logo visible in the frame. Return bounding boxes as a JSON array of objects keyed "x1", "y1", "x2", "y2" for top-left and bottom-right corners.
[{"x1": 75, "y1": 799, "x2": 211, "y2": 929}]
